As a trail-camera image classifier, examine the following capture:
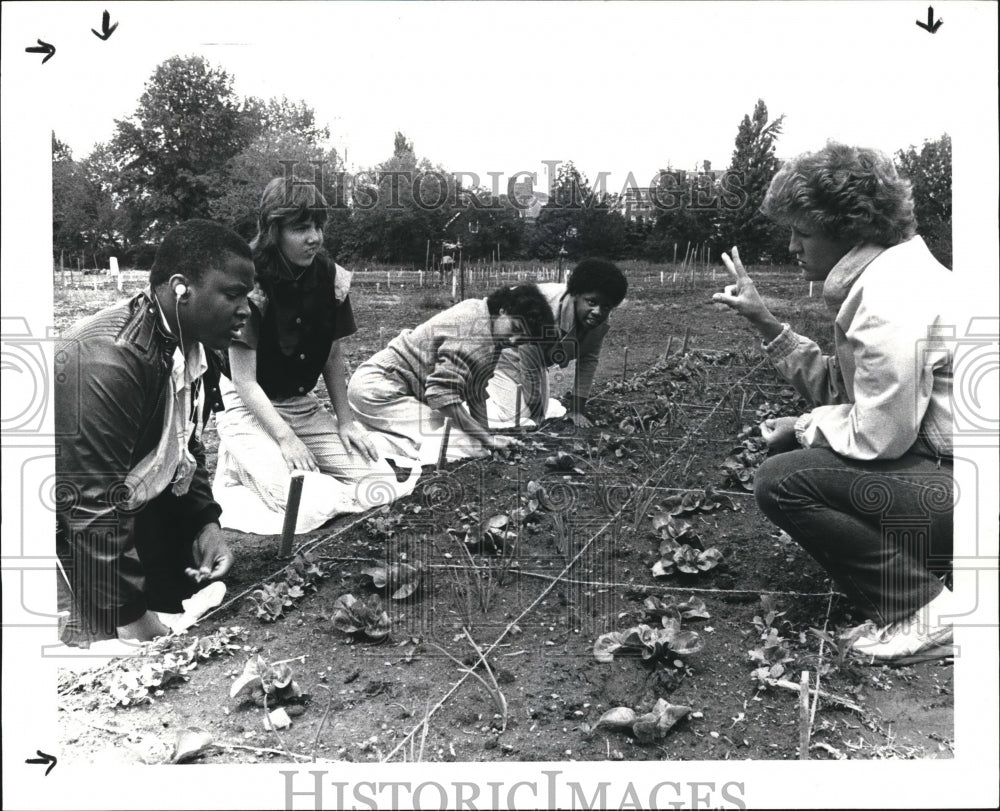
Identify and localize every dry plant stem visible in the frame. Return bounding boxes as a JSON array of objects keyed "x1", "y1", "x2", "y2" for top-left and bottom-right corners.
[
  {"x1": 768, "y1": 678, "x2": 864, "y2": 714},
  {"x1": 418, "y1": 701, "x2": 431, "y2": 762},
  {"x1": 799, "y1": 671, "x2": 811, "y2": 760},
  {"x1": 811, "y1": 592, "x2": 835, "y2": 727},
  {"x1": 427, "y1": 640, "x2": 506, "y2": 725},
  {"x1": 271, "y1": 654, "x2": 307, "y2": 667},
  {"x1": 262, "y1": 688, "x2": 292, "y2": 758},
  {"x1": 311, "y1": 686, "x2": 334, "y2": 762},
  {"x1": 220, "y1": 743, "x2": 313, "y2": 762},
  {"x1": 462, "y1": 627, "x2": 508, "y2": 731}
]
